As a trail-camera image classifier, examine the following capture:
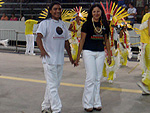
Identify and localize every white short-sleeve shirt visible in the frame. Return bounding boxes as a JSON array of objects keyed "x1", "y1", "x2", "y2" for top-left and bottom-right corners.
[
  {"x1": 36, "y1": 18, "x2": 71, "y2": 65},
  {"x1": 127, "y1": 7, "x2": 136, "y2": 19}
]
